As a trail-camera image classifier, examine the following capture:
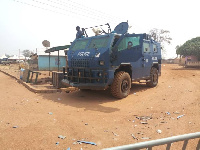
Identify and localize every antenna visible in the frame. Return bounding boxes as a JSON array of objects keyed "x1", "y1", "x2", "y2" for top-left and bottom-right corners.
[{"x1": 114, "y1": 22, "x2": 129, "y2": 35}]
